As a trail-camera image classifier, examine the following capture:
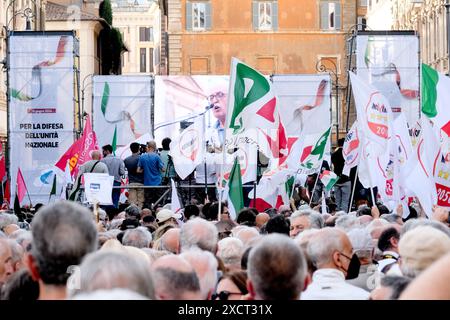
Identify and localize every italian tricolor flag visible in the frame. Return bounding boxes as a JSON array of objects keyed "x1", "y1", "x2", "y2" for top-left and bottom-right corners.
[
  {"x1": 319, "y1": 170, "x2": 339, "y2": 192},
  {"x1": 300, "y1": 127, "x2": 331, "y2": 171},
  {"x1": 226, "y1": 157, "x2": 244, "y2": 220},
  {"x1": 422, "y1": 63, "x2": 450, "y2": 137},
  {"x1": 227, "y1": 58, "x2": 287, "y2": 159}
]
